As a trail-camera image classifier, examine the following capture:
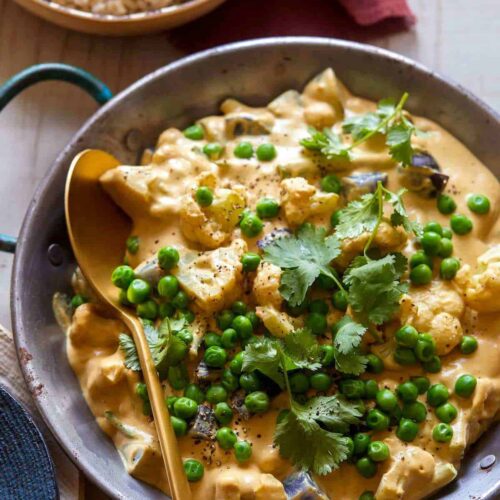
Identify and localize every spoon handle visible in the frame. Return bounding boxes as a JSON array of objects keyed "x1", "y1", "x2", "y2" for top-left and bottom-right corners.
[{"x1": 123, "y1": 315, "x2": 192, "y2": 500}]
